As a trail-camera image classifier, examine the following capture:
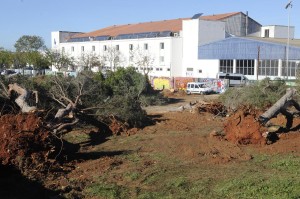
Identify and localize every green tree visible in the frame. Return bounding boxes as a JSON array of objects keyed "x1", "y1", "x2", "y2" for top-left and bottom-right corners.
[
  {"x1": 14, "y1": 35, "x2": 46, "y2": 52},
  {"x1": 12, "y1": 52, "x2": 27, "y2": 69},
  {"x1": 27, "y1": 51, "x2": 50, "y2": 69},
  {"x1": 45, "y1": 49, "x2": 74, "y2": 71},
  {"x1": 0, "y1": 49, "x2": 14, "y2": 69}
]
